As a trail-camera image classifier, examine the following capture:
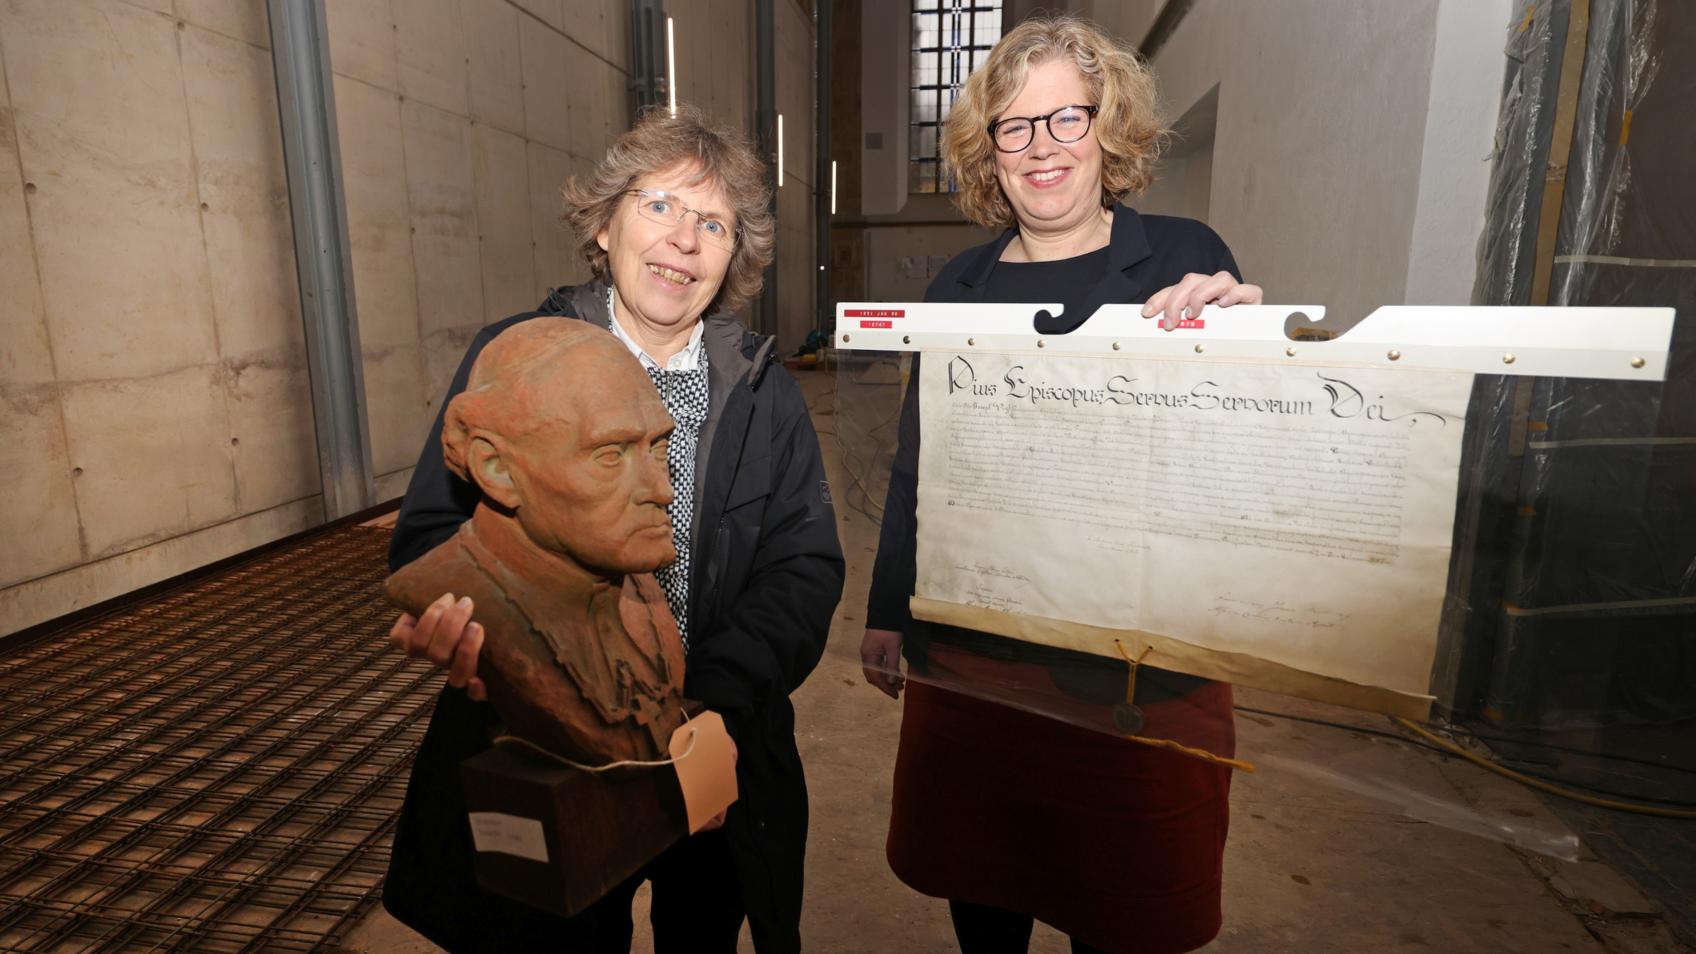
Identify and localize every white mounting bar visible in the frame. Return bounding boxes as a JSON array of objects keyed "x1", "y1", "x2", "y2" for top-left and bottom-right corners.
[{"x1": 833, "y1": 303, "x2": 1676, "y2": 382}]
